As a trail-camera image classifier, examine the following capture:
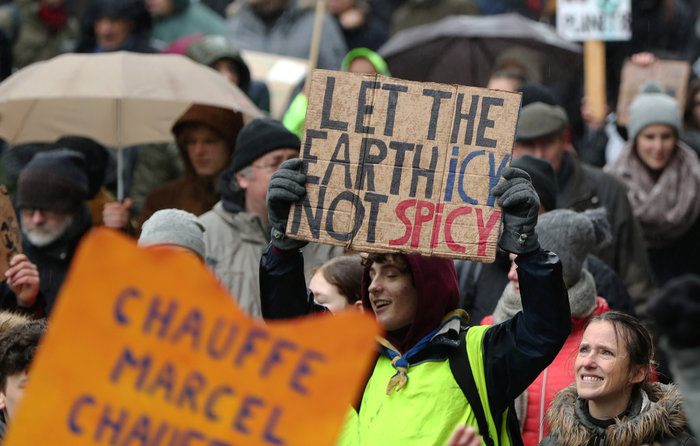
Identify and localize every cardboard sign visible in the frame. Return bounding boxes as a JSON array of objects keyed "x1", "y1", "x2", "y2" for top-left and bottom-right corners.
[
  {"x1": 0, "y1": 185, "x2": 22, "y2": 279},
  {"x1": 4, "y1": 229, "x2": 380, "y2": 446},
  {"x1": 616, "y1": 59, "x2": 690, "y2": 126},
  {"x1": 240, "y1": 50, "x2": 308, "y2": 121},
  {"x1": 556, "y1": 0, "x2": 632, "y2": 42},
  {"x1": 287, "y1": 70, "x2": 521, "y2": 261}
]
